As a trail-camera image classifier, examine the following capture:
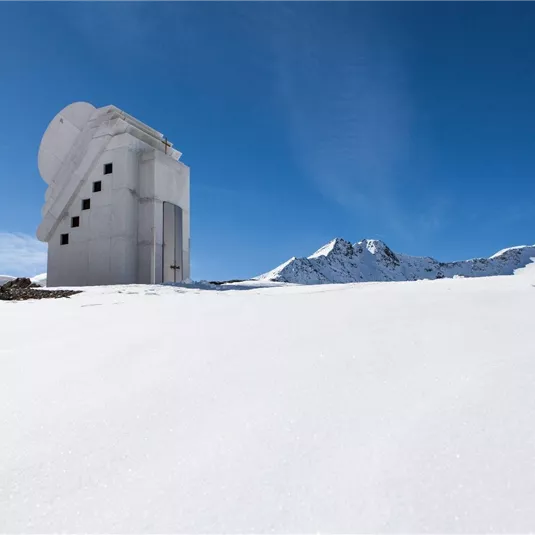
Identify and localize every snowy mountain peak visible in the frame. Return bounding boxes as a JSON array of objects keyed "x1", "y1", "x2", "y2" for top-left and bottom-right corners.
[
  {"x1": 258, "y1": 238, "x2": 535, "y2": 285},
  {"x1": 357, "y1": 238, "x2": 387, "y2": 254},
  {"x1": 309, "y1": 238, "x2": 353, "y2": 259},
  {"x1": 490, "y1": 245, "x2": 531, "y2": 259}
]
